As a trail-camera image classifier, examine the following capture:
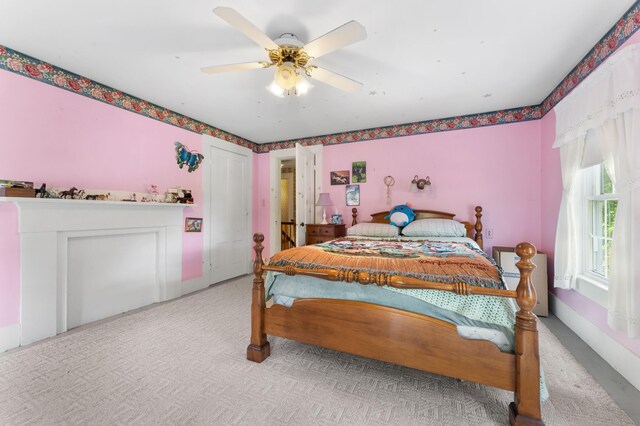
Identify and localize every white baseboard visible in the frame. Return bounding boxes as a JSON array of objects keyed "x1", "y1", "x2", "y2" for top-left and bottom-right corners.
[
  {"x1": 0, "y1": 324, "x2": 21, "y2": 352},
  {"x1": 181, "y1": 276, "x2": 210, "y2": 295},
  {"x1": 550, "y1": 293, "x2": 640, "y2": 391}
]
